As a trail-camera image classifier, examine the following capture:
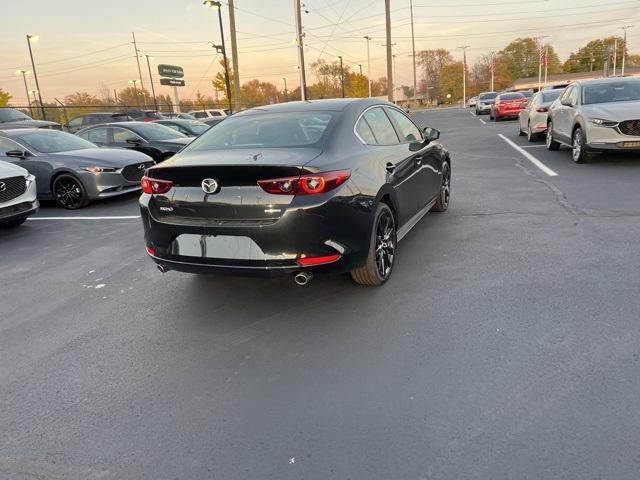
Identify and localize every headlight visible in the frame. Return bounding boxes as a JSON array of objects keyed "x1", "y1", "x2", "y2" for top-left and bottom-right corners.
[
  {"x1": 81, "y1": 166, "x2": 118, "y2": 174},
  {"x1": 590, "y1": 118, "x2": 618, "y2": 128}
]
